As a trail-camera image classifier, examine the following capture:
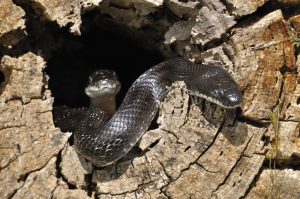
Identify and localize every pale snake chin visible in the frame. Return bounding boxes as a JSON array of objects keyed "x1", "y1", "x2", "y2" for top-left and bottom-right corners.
[{"x1": 54, "y1": 58, "x2": 242, "y2": 167}]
